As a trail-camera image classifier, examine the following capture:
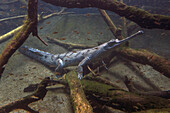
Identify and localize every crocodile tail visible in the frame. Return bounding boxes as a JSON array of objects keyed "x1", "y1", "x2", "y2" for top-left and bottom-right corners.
[{"x1": 19, "y1": 46, "x2": 56, "y2": 66}]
